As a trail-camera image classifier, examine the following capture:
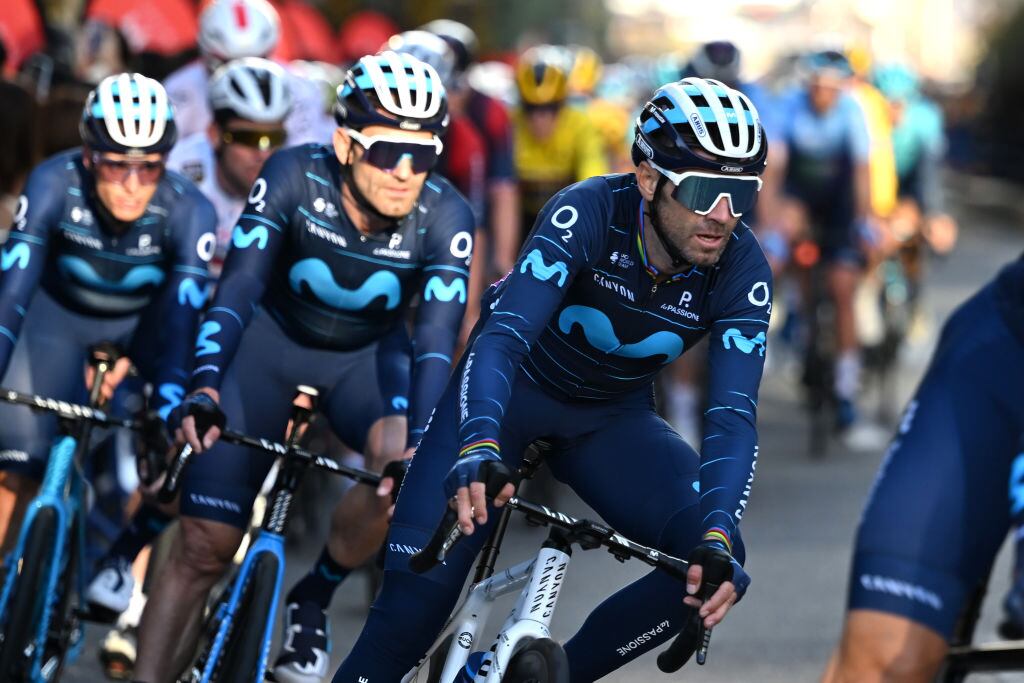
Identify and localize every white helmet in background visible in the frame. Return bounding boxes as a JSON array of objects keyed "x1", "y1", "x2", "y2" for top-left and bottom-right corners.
[
  {"x1": 208, "y1": 57, "x2": 291, "y2": 123},
  {"x1": 383, "y1": 30, "x2": 456, "y2": 86},
  {"x1": 198, "y1": 0, "x2": 281, "y2": 63}
]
